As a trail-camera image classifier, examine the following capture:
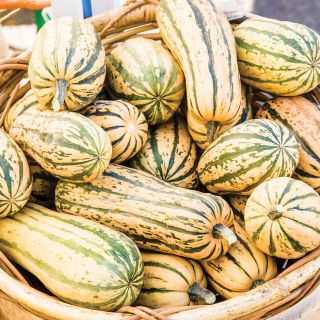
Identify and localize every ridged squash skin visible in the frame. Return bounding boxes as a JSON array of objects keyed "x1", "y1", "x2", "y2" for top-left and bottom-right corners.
[
  {"x1": 130, "y1": 114, "x2": 198, "y2": 189},
  {"x1": 245, "y1": 177, "x2": 320, "y2": 259},
  {"x1": 256, "y1": 96, "x2": 320, "y2": 193},
  {"x1": 81, "y1": 100, "x2": 148, "y2": 164},
  {"x1": 55, "y1": 164, "x2": 236, "y2": 261},
  {"x1": 226, "y1": 195, "x2": 248, "y2": 227},
  {"x1": 202, "y1": 222, "x2": 277, "y2": 299},
  {"x1": 0, "y1": 203, "x2": 143, "y2": 310},
  {"x1": 136, "y1": 252, "x2": 216, "y2": 308},
  {"x1": 157, "y1": 0, "x2": 241, "y2": 124},
  {"x1": 9, "y1": 109, "x2": 112, "y2": 183},
  {"x1": 234, "y1": 18, "x2": 320, "y2": 96},
  {"x1": 28, "y1": 17, "x2": 106, "y2": 111},
  {"x1": 0, "y1": 130, "x2": 32, "y2": 218},
  {"x1": 198, "y1": 119, "x2": 299, "y2": 195},
  {"x1": 106, "y1": 38, "x2": 185, "y2": 125},
  {"x1": 188, "y1": 83, "x2": 252, "y2": 150}
]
